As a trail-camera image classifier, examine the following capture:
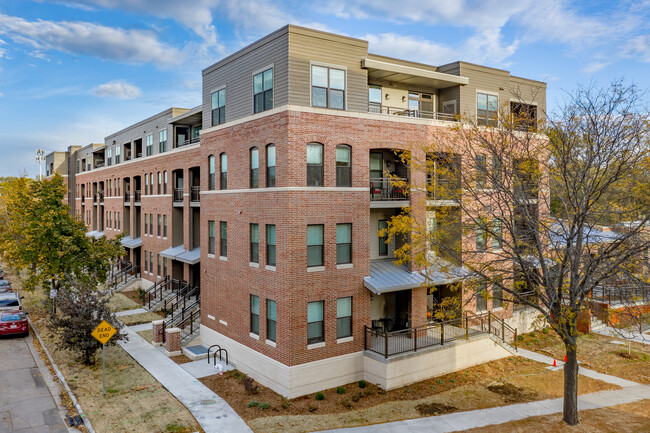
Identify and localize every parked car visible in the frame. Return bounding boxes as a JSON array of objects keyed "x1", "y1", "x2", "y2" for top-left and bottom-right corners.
[
  {"x1": 0, "y1": 293, "x2": 22, "y2": 311},
  {"x1": 0, "y1": 311, "x2": 28, "y2": 337},
  {"x1": 0, "y1": 280, "x2": 11, "y2": 293}
]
